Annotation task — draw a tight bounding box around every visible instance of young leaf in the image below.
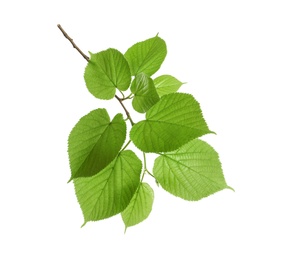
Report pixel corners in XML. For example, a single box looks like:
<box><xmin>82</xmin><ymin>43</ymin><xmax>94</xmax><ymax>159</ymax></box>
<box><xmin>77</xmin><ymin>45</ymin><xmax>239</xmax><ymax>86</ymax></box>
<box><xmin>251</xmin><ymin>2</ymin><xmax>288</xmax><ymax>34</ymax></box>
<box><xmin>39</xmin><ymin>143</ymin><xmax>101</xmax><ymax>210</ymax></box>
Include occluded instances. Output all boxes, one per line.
<box><xmin>124</xmin><ymin>35</ymin><xmax>167</xmax><ymax>76</ymax></box>
<box><xmin>68</xmin><ymin>109</ymin><xmax>126</xmax><ymax>180</ymax></box>
<box><xmin>74</xmin><ymin>150</ymin><xmax>142</xmax><ymax>225</ymax></box>
<box><xmin>131</xmin><ymin>73</ymin><xmax>160</xmax><ymax>113</ymax></box>
<box><xmin>130</xmin><ymin>93</ymin><xmax>213</xmax><ymax>152</ymax></box>
<box><xmin>153</xmin><ymin>139</ymin><xmax>230</xmax><ymax>201</ymax></box>
<box><xmin>154</xmin><ymin>75</ymin><xmax>184</xmax><ymax>97</ymax></box>
<box><xmin>84</xmin><ymin>48</ymin><xmax>131</xmax><ymax>100</ymax></box>
<box><xmin>121</xmin><ymin>182</ymin><xmax>154</xmax><ymax>230</ymax></box>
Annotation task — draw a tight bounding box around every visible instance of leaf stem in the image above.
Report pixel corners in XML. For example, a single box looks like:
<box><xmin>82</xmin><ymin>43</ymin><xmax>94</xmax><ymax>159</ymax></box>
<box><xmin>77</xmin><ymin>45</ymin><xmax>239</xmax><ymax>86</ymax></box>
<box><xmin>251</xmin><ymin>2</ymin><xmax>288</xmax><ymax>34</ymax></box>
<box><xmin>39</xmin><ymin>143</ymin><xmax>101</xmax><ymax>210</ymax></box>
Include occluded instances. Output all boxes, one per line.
<box><xmin>57</xmin><ymin>24</ymin><xmax>89</xmax><ymax>62</ymax></box>
<box><xmin>121</xmin><ymin>140</ymin><xmax>132</xmax><ymax>152</ymax></box>
<box><xmin>121</xmin><ymin>93</ymin><xmax>134</xmax><ymax>101</ymax></box>
<box><xmin>141</xmin><ymin>153</ymin><xmax>147</xmax><ymax>182</ymax></box>
<box><xmin>115</xmin><ymin>95</ymin><xmax>134</xmax><ymax>126</ymax></box>
<box><xmin>118</xmin><ymin>90</ymin><xmax>125</xmax><ymax>99</ymax></box>
<box><xmin>141</xmin><ymin>152</ymin><xmax>157</xmax><ymax>182</ymax></box>
<box><xmin>146</xmin><ymin>169</ymin><xmax>155</xmax><ymax>179</ymax></box>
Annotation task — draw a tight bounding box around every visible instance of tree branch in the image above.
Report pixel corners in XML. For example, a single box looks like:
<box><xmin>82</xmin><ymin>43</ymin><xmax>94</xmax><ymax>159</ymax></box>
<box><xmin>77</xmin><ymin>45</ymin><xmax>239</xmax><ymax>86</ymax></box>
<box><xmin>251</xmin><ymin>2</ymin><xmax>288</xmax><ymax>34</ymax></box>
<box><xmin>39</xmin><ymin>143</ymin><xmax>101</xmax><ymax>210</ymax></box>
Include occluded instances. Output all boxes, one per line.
<box><xmin>115</xmin><ymin>95</ymin><xmax>134</xmax><ymax>126</ymax></box>
<box><xmin>57</xmin><ymin>24</ymin><xmax>89</xmax><ymax>62</ymax></box>
<box><xmin>57</xmin><ymin>25</ymin><xmax>135</xmax><ymax>127</ymax></box>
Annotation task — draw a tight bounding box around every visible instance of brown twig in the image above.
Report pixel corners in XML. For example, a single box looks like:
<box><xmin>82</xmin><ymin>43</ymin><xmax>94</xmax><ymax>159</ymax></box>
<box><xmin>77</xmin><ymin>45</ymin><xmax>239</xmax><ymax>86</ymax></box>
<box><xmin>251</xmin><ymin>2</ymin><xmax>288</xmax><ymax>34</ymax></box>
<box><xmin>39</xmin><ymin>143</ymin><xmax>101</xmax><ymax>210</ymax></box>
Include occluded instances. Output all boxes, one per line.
<box><xmin>57</xmin><ymin>24</ymin><xmax>89</xmax><ymax>62</ymax></box>
<box><xmin>57</xmin><ymin>24</ymin><xmax>135</xmax><ymax>126</ymax></box>
<box><xmin>115</xmin><ymin>95</ymin><xmax>134</xmax><ymax>126</ymax></box>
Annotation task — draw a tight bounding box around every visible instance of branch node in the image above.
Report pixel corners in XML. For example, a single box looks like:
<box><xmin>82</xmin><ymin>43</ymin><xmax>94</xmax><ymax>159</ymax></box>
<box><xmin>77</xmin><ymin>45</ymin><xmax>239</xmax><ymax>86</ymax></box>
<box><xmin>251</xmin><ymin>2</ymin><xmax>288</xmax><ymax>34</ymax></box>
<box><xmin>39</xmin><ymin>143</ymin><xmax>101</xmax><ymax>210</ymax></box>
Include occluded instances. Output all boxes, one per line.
<box><xmin>115</xmin><ymin>95</ymin><xmax>134</xmax><ymax>126</ymax></box>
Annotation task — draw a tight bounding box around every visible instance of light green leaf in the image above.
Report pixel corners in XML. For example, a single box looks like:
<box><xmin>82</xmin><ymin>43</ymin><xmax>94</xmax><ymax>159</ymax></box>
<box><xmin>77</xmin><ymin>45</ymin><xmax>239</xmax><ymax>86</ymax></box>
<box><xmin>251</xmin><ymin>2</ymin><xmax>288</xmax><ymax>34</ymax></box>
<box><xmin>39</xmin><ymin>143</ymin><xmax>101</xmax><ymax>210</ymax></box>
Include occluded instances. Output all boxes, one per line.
<box><xmin>124</xmin><ymin>36</ymin><xmax>167</xmax><ymax>76</ymax></box>
<box><xmin>68</xmin><ymin>109</ymin><xmax>126</xmax><ymax>180</ymax></box>
<box><xmin>130</xmin><ymin>93</ymin><xmax>213</xmax><ymax>152</ymax></box>
<box><xmin>74</xmin><ymin>150</ymin><xmax>142</xmax><ymax>225</ymax></box>
<box><xmin>153</xmin><ymin>139</ymin><xmax>230</xmax><ymax>201</ymax></box>
<box><xmin>131</xmin><ymin>73</ymin><xmax>160</xmax><ymax>113</ymax></box>
<box><xmin>121</xmin><ymin>183</ymin><xmax>154</xmax><ymax>230</ymax></box>
<box><xmin>154</xmin><ymin>75</ymin><xmax>184</xmax><ymax>97</ymax></box>
<box><xmin>84</xmin><ymin>48</ymin><xmax>131</xmax><ymax>100</ymax></box>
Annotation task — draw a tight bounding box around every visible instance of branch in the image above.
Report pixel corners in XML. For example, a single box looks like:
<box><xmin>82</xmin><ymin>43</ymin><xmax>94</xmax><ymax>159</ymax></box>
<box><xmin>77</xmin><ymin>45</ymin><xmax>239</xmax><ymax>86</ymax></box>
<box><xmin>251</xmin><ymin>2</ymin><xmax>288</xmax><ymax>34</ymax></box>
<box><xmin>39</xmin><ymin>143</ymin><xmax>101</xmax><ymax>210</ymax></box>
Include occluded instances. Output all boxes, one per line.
<box><xmin>57</xmin><ymin>24</ymin><xmax>89</xmax><ymax>62</ymax></box>
<box><xmin>115</xmin><ymin>95</ymin><xmax>134</xmax><ymax>126</ymax></box>
<box><xmin>57</xmin><ymin>25</ymin><xmax>135</xmax><ymax>127</ymax></box>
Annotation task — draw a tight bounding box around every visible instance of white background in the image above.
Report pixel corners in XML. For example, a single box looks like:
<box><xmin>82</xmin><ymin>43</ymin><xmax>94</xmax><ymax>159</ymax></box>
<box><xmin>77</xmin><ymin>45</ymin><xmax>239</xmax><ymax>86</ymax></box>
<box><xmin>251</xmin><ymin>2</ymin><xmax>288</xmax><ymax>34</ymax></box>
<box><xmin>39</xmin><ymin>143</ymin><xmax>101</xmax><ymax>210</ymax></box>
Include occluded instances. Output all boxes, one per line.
<box><xmin>1</xmin><ymin>0</ymin><xmax>289</xmax><ymax>259</ymax></box>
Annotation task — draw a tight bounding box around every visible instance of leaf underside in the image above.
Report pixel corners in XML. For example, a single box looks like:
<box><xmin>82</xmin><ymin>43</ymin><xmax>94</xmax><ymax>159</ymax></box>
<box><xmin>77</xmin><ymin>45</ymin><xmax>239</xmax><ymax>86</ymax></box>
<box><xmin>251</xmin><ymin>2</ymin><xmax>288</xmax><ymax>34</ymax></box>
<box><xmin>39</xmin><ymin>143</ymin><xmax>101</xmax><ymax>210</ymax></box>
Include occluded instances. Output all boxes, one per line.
<box><xmin>68</xmin><ymin>109</ymin><xmax>126</xmax><ymax>180</ymax></box>
<box><xmin>153</xmin><ymin>139</ymin><xmax>229</xmax><ymax>201</ymax></box>
<box><xmin>130</xmin><ymin>93</ymin><xmax>213</xmax><ymax>153</ymax></box>
<box><xmin>121</xmin><ymin>182</ymin><xmax>154</xmax><ymax>229</ymax></box>
<box><xmin>74</xmin><ymin>150</ymin><xmax>142</xmax><ymax>225</ymax></box>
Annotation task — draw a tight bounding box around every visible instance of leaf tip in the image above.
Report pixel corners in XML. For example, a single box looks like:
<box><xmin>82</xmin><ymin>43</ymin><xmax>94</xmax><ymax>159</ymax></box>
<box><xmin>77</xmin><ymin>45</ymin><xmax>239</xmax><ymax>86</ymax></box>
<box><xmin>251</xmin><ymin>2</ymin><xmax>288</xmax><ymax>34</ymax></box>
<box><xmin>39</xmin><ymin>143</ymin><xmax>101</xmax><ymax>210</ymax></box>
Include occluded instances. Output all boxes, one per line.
<box><xmin>227</xmin><ymin>186</ymin><xmax>235</xmax><ymax>192</ymax></box>
<box><xmin>124</xmin><ymin>226</ymin><xmax>128</xmax><ymax>234</ymax></box>
<box><xmin>81</xmin><ymin>221</ymin><xmax>87</xmax><ymax>228</ymax></box>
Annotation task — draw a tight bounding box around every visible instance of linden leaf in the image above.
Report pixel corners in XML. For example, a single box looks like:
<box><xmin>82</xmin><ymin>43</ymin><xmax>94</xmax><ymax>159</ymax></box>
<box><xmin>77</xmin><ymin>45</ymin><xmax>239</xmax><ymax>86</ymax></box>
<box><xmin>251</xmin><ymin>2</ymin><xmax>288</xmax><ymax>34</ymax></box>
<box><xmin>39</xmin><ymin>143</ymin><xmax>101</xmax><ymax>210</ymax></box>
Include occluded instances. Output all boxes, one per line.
<box><xmin>124</xmin><ymin>35</ymin><xmax>167</xmax><ymax>76</ymax></box>
<box><xmin>131</xmin><ymin>73</ymin><xmax>160</xmax><ymax>113</ymax></box>
<box><xmin>153</xmin><ymin>139</ymin><xmax>231</xmax><ymax>201</ymax></box>
<box><xmin>74</xmin><ymin>150</ymin><xmax>142</xmax><ymax>225</ymax></box>
<box><xmin>68</xmin><ymin>109</ymin><xmax>126</xmax><ymax>180</ymax></box>
<box><xmin>154</xmin><ymin>75</ymin><xmax>184</xmax><ymax>97</ymax></box>
<box><xmin>121</xmin><ymin>182</ymin><xmax>154</xmax><ymax>230</ymax></box>
<box><xmin>130</xmin><ymin>93</ymin><xmax>213</xmax><ymax>152</ymax></box>
<box><xmin>84</xmin><ymin>48</ymin><xmax>131</xmax><ymax>100</ymax></box>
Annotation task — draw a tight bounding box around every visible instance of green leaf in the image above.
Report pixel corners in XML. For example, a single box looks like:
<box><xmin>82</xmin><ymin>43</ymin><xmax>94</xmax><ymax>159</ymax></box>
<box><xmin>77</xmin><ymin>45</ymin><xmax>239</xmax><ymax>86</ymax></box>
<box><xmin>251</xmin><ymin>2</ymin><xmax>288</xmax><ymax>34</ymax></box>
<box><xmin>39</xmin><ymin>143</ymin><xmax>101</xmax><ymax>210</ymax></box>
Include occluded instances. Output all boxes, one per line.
<box><xmin>154</xmin><ymin>75</ymin><xmax>184</xmax><ymax>97</ymax></box>
<box><xmin>68</xmin><ymin>109</ymin><xmax>126</xmax><ymax>180</ymax></box>
<box><xmin>130</xmin><ymin>93</ymin><xmax>213</xmax><ymax>152</ymax></box>
<box><xmin>74</xmin><ymin>150</ymin><xmax>142</xmax><ymax>225</ymax></box>
<box><xmin>130</xmin><ymin>73</ymin><xmax>160</xmax><ymax>113</ymax></box>
<box><xmin>121</xmin><ymin>182</ymin><xmax>154</xmax><ymax>230</ymax></box>
<box><xmin>124</xmin><ymin>35</ymin><xmax>167</xmax><ymax>76</ymax></box>
<box><xmin>153</xmin><ymin>139</ymin><xmax>230</xmax><ymax>201</ymax></box>
<box><xmin>84</xmin><ymin>48</ymin><xmax>131</xmax><ymax>100</ymax></box>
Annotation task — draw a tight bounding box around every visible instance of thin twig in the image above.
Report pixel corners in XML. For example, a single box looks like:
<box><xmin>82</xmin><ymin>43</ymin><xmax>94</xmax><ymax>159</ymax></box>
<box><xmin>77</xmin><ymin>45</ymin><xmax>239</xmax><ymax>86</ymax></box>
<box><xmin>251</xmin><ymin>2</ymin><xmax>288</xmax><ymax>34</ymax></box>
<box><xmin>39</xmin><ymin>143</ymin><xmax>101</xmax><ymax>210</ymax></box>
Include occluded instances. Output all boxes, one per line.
<box><xmin>115</xmin><ymin>95</ymin><xmax>134</xmax><ymax>126</ymax></box>
<box><xmin>57</xmin><ymin>25</ymin><xmax>135</xmax><ymax>126</ymax></box>
<box><xmin>57</xmin><ymin>24</ymin><xmax>89</xmax><ymax>62</ymax></box>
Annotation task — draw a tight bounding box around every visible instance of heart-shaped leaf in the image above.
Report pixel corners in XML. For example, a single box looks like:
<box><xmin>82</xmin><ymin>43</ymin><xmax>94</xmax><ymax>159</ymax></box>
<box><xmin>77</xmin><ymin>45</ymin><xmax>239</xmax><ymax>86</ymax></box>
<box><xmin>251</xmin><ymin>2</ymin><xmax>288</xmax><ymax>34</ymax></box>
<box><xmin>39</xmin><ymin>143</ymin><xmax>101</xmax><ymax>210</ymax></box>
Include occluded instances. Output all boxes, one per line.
<box><xmin>68</xmin><ymin>109</ymin><xmax>126</xmax><ymax>180</ymax></box>
<box><xmin>130</xmin><ymin>93</ymin><xmax>213</xmax><ymax>152</ymax></box>
<box><xmin>84</xmin><ymin>48</ymin><xmax>131</xmax><ymax>99</ymax></box>
<box><xmin>153</xmin><ymin>139</ymin><xmax>231</xmax><ymax>201</ymax></box>
<box><xmin>74</xmin><ymin>150</ymin><xmax>142</xmax><ymax>226</ymax></box>
<box><xmin>124</xmin><ymin>36</ymin><xmax>167</xmax><ymax>76</ymax></box>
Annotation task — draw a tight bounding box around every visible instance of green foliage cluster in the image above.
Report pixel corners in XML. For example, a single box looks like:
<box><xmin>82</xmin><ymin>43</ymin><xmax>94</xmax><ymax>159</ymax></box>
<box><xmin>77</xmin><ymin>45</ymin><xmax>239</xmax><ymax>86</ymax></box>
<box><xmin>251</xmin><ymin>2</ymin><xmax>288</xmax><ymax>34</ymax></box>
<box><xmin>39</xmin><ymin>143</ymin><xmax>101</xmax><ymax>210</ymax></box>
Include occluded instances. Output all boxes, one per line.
<box><xmin>67</xmin><ymin>35</ymin><xmax>232</xmax><ymax>230</ymax></box>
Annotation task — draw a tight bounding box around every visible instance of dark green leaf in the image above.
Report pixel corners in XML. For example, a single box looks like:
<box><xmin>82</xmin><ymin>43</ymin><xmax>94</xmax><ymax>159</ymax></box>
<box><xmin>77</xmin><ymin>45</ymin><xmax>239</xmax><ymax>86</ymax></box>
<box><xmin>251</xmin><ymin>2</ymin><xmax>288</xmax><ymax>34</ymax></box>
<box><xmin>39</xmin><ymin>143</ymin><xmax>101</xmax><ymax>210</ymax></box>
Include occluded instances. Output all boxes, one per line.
<box><xmin>68</xmin><ymin>109</ymin><xmax>126</xmax><ymax>180</ymax></box>
<box><xmin>130</xmin><ymin>93</ymin><xmax>213</xmax><ymax>152</ymax></box>
<box><xmin>84</xmin><ymin>48</ymin><xmax>131</xmax><ymax>100</ymax></box>
<box><xmin>131</xmin><ymin>73</ymin><xmax>160</xmax><ymax>113</ymax></box>
<box><xmin>74</xmin><ymin>150</ymin><xmax>142</xmax><ymax>225</ymax></box>
<box><xmin>124</xmin><ymin>36</ymin><xmax>167</xmax><ymax>76</ymax></box>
